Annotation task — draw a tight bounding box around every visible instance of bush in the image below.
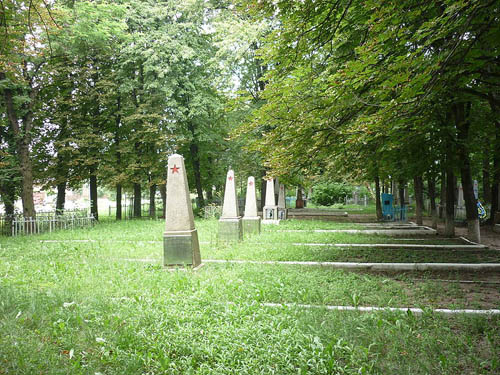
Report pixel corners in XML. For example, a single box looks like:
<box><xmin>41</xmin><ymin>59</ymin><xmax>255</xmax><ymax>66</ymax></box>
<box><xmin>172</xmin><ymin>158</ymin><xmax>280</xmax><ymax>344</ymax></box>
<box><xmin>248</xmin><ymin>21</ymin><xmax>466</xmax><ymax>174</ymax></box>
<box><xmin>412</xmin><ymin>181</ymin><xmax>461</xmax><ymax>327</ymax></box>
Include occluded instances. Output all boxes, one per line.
<box><xmin>311</xmin><ymin>182</ymin><xmax>354</xmax><ymax>206</ymax></box>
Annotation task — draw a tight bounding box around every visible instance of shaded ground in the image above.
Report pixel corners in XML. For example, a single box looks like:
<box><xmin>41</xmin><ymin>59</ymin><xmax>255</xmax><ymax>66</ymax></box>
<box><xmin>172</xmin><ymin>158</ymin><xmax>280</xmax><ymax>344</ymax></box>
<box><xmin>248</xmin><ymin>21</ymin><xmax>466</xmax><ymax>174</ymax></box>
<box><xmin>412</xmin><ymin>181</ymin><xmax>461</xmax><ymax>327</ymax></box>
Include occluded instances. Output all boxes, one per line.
<box><xmin>421</xmin><ymin>217</ymin><xmax>500</xmax><ymax>250</ymax></box>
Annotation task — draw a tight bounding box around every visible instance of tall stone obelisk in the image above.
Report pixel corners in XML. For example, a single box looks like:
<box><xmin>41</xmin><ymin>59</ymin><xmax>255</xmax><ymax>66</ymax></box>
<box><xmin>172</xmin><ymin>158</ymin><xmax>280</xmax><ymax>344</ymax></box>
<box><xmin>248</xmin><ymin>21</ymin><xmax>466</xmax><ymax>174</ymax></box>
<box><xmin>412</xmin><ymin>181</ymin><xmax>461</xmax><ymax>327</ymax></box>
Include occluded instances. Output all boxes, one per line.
<box><xmin>277</xmin><ymin>183</ymin><xmax>287</xmax><ymax>220</ymax></box>
<box><xmin>218</xmin><ymin>169</ymin><xmax>242</xmax><ymax>241</ymax></box>
<box><xmin>163</xmin><ymin>154</ymin><xmax>201</xmax><ymax>267</ymax></box>
<box><xmin>242</xmin><ymin>176</ymin><xmax>261</xmax><ymax>235</ymax></box>
<box><xmin>262</xmin><ymin>178</ymin><xmax>279</xmax><ymax>224</ymax></box>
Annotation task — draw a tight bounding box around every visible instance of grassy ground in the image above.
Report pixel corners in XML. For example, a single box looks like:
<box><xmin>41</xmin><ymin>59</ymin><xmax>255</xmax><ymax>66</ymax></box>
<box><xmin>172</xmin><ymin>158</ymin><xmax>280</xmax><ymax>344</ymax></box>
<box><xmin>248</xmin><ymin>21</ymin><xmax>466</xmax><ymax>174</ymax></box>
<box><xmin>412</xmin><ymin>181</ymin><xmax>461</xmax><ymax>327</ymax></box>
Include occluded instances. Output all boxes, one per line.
<box><xmin>1</xmin><ymin>218</ymin><xmax>499</xmax><ymax>374</ymax></box>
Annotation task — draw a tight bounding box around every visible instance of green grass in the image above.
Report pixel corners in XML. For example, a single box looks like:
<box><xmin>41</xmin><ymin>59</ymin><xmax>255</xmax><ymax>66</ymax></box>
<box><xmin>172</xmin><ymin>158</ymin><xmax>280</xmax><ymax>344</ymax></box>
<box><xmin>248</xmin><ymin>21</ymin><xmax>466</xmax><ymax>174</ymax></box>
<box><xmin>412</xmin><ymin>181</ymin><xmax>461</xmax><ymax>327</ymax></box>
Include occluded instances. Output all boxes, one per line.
<box><xmin>1</xmin><ymin>218</ymin><xmax>499</xmax><ymax>374</ymax></box>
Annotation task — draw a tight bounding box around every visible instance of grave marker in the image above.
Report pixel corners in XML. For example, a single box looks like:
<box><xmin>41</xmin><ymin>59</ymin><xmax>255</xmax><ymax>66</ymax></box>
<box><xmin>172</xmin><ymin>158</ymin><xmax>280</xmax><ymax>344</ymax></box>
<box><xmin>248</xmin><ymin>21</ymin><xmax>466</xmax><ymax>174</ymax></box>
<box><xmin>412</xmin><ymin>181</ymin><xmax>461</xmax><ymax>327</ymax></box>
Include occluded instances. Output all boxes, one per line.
<box><xmin>163</xmin><ymin>154</ymin><xmax>201</xmax><ymax>267</ymax></box>
<box><xmin>218</xmin><ymin>169</ymin><xmax>242</xmax><ymax>241</ymax></box>
<box><xmin>263</xmin><ymin>178</ymin><xmax>279</xmax><ymax>224</ymax></box>
<box><xmin>242</xmin><ymin>176</ymin><xmax>261</xmax><ymax>235</ymax></box>
<box><xmin>277</xmin><ymin>183</ymin><xmax>287</xmax><ymax>220</ymax></box>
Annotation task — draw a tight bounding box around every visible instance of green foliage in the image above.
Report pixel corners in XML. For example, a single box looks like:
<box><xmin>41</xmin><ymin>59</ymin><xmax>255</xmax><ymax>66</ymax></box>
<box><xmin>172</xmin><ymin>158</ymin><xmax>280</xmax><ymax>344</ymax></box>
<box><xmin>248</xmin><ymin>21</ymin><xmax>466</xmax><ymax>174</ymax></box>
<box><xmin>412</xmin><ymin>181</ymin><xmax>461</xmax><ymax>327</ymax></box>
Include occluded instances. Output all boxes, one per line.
<box><xmin>234</xmin><ymin>0</ymin><xmax>500</xmax><ymax>189</ymax></box>
<box><xmin>311</xmin><ymin>182</ymin><xmax>353</xmax><ymax>206</ymax></box>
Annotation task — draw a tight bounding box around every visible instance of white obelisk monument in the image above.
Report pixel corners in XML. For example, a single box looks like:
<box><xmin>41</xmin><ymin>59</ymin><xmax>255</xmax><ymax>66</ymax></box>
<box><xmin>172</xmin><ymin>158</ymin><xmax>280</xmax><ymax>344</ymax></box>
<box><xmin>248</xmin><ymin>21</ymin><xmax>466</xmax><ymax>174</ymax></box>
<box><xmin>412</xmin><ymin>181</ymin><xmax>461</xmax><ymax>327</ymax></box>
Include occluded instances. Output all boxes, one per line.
<box><xmin>242</xmin><ymin>176</ymin><xmax>261</xmax><ymax>235</ymax></box>
<box><xmin>218</xmin><ymin>169</ymin><xmax>242</xmax><ymax>241</ymax></box>
<box><xmin>163</xmin><ymin>154</ymin><xmax>201</xmax><ymax>267</ymax></box>
<box><xmin>262</xmin><ymin>178</ymin><xmax>279</xmax><ymax>224</ymax></box>
<box><xmin>277</xmin><ymin>183</ymin><xmax>287</xmax><ymax>220</ymax></box>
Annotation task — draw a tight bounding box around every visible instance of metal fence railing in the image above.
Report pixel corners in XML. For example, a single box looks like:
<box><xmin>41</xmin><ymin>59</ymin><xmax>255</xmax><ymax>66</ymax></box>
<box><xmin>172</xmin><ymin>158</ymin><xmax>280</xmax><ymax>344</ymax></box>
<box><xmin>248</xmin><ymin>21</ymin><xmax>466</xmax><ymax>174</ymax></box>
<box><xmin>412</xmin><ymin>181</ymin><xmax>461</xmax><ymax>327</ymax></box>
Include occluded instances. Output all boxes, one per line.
<box><xmin>1</xmin><ymin>209</ymin><xmax>90</xmax><ymax>236</ymax></box>
<box><xmin>11</xmin><ymin>214</ymin><xmax>95</xmax><ymax>236</ymax></box>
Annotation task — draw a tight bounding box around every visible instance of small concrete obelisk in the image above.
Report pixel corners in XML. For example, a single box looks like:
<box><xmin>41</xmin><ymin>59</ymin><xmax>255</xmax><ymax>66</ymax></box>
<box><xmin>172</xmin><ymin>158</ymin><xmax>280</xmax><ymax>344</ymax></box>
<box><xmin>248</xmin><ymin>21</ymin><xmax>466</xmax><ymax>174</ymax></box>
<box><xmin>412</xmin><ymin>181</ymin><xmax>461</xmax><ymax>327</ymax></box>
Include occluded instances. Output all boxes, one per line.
<box><xmin>277</xmin><ymin>183</ymin><xmax>287</xmax><ymax>220</ymax></box>
<box><xmin>242</xmin><ymin>176</ymin><xmax>261</xmax><ymax>235</ymax></box>
<box><xmin>262</xmin><ymin>178</ymin><xmax>279</xmax><ymax>224</ymax></box>
<box><xmin>218</xmin><ymin>169</ymin><xmax>242</xmax><ymax>241</ymax></box>
<box><xmin>163</xmin><ymin>154</ymin><xmax>201</xmax><ymax>267</ymax></box>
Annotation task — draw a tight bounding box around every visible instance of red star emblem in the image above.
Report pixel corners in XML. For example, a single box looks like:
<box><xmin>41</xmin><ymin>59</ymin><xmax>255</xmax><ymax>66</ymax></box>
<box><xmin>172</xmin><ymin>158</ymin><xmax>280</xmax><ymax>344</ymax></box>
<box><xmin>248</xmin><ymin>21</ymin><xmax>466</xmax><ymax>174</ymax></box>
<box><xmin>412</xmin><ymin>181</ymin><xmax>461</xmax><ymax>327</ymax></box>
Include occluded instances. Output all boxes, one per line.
<box><xmin>228</xmin><ymin>176</ymin><xmax>233</xmax><ymax>181</ymax></box>
<box><xmin>171</xmin><ymin>164</ymin><xmax>180</xmax><ymax>174</ymax></box>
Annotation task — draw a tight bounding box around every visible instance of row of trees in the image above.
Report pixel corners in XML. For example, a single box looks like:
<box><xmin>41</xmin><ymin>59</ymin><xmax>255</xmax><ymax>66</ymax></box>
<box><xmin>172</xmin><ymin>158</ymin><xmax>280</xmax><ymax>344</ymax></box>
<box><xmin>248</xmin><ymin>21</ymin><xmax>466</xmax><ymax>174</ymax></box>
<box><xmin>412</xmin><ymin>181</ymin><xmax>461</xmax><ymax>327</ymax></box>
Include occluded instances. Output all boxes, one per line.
<box><xmin>1</xmin><ymin>0</ymin><xmax>270</xmax><ymax>223</ymax></box>
<box><xmin>234</xmin><ymin>0</ymin><xmax>500</xmax><ymax>241</ymax></box>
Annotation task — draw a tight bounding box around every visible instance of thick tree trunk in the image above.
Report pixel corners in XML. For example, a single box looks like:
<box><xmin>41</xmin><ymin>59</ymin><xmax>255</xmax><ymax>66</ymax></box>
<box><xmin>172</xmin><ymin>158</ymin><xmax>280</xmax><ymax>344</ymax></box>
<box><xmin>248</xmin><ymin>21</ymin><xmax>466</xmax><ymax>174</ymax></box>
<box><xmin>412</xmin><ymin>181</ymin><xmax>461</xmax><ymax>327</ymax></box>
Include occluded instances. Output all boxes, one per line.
<box><xmin>90</xmin><ymin>171</ymin><xmax>98</xmax><ymax>221</ymax></box>
<box><xmin>1</xmin><ymin>72</ymin><xmax>36</xmax><ymax>219</ymax></box>
<box><xmin>374</xmin><ymin>176</ymin><xmax>382</xmax><ymax>221</ymax></box>
<box><xmin>0</xmin><ymin>181</ymin><xmax>16</xmax><ymax>235</ymax></box>
<box><xmin>454</xmin><ymin>102</ymin><xmax>480</xmax><ymax>242</ymax></box>
<box><xmin>133</xmin><ymin>183</ymin><xmax>142</xmax><ymax>218</ymax></box>
<box><xmin>149</xmin><ymin>184</ymin><xmax>157</xmax><ymax>219</ymax></box>
<box><xmin>445</xmin><ymin>165</ymin><xmax>455</xmax><ymax>237</ymax></box>
<box><xmin>489</xmin><ymin>114</ymin><xmax>500</xmax><ymax>224</ymax></box>
<box><xmin>413</xmin><ymin>176</ymin><xmax>424</xmax><ymax>225</ymax></box>
<box><xmin>427</xmin><ymin>175</ymin><xmax>438</xmax><ymax>229</ymax></box>
<box><xmin>56</xmin><ymin>181</ymin><xmax>66</xmax><ymax>215</ymax></box>
<box><xmin>439</xmin><ymin>169</ymin><xmax>446</xmax><ymax>219</ymax></box>
<box><xmin>160</xmin><ymin>183</ymin><xmax>166</xmax><ymax>218</ymax></box>
<box><xmin>18</xmin><ymin>141</ymin><xmax>36</xmax><ymax>219</ymax></box>
<box><xmin>116</xmin><ymin>184</ymin><xmax>122</xmax><ymax>220</ymax></box>
<box><xmin>398</xmin><ymin>182</ymin><xmax>405</xmax><ymax>208</ymax></box>
<box><xmin>482</xmin><ymin>150</ymin><xmax>491</xmax><ymax>204</ymax></box>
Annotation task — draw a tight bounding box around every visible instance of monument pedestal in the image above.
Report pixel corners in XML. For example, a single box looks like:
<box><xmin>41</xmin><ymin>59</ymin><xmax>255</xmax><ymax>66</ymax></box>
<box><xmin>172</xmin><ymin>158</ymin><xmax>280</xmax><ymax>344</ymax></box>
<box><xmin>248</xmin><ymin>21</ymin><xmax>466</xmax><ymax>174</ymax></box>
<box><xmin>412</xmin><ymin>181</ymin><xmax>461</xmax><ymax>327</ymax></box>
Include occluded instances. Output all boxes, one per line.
<box><xmin>218</xmin><ymin>217</ymin><xmax>242</xmax><ymax>242</ymax></box>
<box><xmin>242</xmin><ymin>216</ymin><xmax>261</xmax><ymax>235</ymax></box>
<box><xmin>163</xmin><ymin>229</ymin><xmax>201</xmax><ymax>267</ymax></box>
<box><xmin>262</xmin><ymin>205</ymin><xmax>279</xmax><ymax>224</ymax></box>
<box><xmin>277</xmin><ymin>207</ymin><xmax>288</xmax><ymax>220</ymax></box>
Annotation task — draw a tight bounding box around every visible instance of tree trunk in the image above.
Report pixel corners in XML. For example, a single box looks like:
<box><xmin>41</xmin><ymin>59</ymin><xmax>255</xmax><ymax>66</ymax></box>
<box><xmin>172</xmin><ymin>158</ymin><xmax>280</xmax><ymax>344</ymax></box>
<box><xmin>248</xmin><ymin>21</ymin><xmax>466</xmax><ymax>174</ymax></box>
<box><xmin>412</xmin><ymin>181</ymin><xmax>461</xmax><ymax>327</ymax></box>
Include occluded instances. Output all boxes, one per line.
<box><xmin>489</xmin><ymin>106</ymin><xmax>500</xmax><ymax>224</ymax></box>
<box><xmin>160</xmin><ymin>183</ymin><xmax>166</xmax><ymax>218</ymax></box>
<box><xmin>115</xmin><ymin>98</ymin><xmax>122</xmax><ymax>221</ymax></box>
<box><xmin>206</xmin><ymin>187</ymin><xmax>213</xmax><ymax>202</ymax></box>
<box><xmin>56</xmin><ymin>181</ymin><xmax>66</xmax><ymax>215</ymax></box>
<box><xmin>0</xmin><ymin>181</ymin><xmax>16</xmax><ymax>235</ymax></box>
<box><xmin>133</xmin><ymin>183</ymin><xmax>142</xmax><ymax>218</ymax></box>
<box><xmin>445</xmin><ymin>166</ymin><xmax>455</xmax><ymax>237</ymax></box>
<box><xmin>374</xmin><ymin>176</ymin><xmax>382</xmax><ymax>221</ymax></box>
<box><xmin>413</xmin><ymin>176</ymin><xmax>424</xmax><ymax>225</ymax></box>
<box><xmin>482</xmin><ymin>149</ymin><xmax>491</xmax><ymax>204</ymax></box>
<box><xmin>90</xmin><ymin>171</ymin><xmax>98</xmax><ymax>221</ymax></box>
<box><xmin>1</xmin><ymin>72</ymin><xmax>36</xmax><ymax>219</ymax></box>
<box><xmin>149</xmin><ymin>183</ymin><xmax>157</xmax><ymax>219</ymax></box>
<box><xmin>116</xmin><ymin>184</ymin><xmax>122</xmax><ymax>220</ymax></box>
<box><xmin>454</xmin><ymin>102</ymin><xmax>480</xmax><ymax>242</ymax></box>
<box><xmin>427</xmin><ymin>175</ymin><xmax>438</xmax><ymax>229</ymax></box>
<box><xmin>439</xmin><ymin>169</ymin><xmax>446</xmax><ymax>219</ymax></box>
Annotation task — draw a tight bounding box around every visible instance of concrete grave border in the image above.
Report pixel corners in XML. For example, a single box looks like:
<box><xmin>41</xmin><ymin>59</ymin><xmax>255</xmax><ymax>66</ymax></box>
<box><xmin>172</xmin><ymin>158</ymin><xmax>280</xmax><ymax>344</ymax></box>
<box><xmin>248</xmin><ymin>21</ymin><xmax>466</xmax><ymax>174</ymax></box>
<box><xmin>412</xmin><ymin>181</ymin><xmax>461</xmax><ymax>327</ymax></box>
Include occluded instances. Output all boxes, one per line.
<box><xmin>258</xmin><ymin>302</ymin><xmax>500</xmax><ymax>316</ymax></box>
<box><xmin>279</xmin><ymin>227</ymin><xmax>437</xmax><ymax>235</ymax></box>
<box><xmin>203</xmin><ymin>259</ymin><xmax>500</xmax><ymax>271</ymax></box>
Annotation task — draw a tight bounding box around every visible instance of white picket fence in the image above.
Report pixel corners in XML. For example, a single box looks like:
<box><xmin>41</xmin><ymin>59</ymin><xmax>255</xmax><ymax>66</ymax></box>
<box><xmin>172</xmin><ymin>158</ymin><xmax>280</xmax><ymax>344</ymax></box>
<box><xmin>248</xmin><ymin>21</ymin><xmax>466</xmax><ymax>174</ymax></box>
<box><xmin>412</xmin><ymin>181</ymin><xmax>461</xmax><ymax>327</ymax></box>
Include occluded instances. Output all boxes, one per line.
<box><xmin>11</xmin><ymin>215</ymin><xmax>96</xmax><ymax>236</ymax></box>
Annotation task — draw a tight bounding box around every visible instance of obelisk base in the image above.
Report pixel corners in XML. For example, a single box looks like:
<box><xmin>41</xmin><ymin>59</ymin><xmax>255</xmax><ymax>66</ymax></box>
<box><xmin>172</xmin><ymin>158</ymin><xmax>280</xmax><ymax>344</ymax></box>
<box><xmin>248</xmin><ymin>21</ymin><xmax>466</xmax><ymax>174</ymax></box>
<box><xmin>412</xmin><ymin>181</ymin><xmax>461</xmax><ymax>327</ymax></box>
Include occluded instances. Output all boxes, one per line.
<box><xmin>163</xmin><ymin>229</ymin><xmax>201</xmax><ymax>267</ymax></box>
<box><xmin>242</xmin><ymin>216</ymin><xmax>261</xmax><ymax>235</ymax></box>
<box><xmin>262</xmin><ymin>205</ymin><xmax>279</xmax><ymax>225</ymax></box>
<box><xmin>277</xmin><ymin>208</ymin><xmax>288</xmax><ymax>220</ymax></box>
<box><xmin>218</xmin><ymin>217</ymin><xmax>242</xmax><ymax>242</ymax></box>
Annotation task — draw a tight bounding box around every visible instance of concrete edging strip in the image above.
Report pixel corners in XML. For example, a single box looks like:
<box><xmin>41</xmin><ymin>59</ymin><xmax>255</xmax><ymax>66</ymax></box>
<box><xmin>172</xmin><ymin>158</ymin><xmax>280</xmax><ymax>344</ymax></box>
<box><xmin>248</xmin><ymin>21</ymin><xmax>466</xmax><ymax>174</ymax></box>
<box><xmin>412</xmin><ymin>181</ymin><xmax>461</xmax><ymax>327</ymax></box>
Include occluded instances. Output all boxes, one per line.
<box><xmin>260</xmin><ymin>302</ymin><xmax>500</xmax><ymax>315</ymax></box>
<box><xmin>204</xmin><ymin>259</ymin><xmax>500</xmax><ymax>271</ymax></box>
<box><xmin>291</xmin><ymin>243</ymin><xmax>488</xmax><ymax>250</ymax></box>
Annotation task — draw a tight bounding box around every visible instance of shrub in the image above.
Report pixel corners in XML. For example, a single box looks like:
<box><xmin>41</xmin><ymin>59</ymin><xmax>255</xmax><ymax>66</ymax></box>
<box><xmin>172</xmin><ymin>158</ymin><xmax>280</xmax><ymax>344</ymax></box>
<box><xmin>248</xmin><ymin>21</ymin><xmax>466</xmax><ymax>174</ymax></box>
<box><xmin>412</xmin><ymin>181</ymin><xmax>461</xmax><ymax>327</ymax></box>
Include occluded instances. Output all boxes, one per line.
<box><xmin>311</xmin><ymin>182</ymin><xmax>354</xmax><ymax>206</ymax></box>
